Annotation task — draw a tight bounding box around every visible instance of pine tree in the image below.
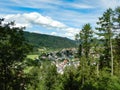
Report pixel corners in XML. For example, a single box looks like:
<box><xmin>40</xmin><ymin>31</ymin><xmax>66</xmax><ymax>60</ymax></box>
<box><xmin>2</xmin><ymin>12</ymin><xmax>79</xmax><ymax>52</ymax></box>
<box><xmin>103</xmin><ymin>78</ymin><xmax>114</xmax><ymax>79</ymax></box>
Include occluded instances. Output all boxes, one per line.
<box><xmin>79</xmin><ymin>23</ymin><xmax>93</xmax><ymax>65</ymax></box>
<box><xmin>76</xmin><ymin>23</ymin><xmax>93</xmax><ymax>86</ymax></box>
<box><xmin>113</xmin><ymin>7</ymin><xmax>120</xmax><ymax>76</ymax></box>
<box><xmin>96</xmin><ymin>9</ymin><xmax>114</xmax><ymax>75</ymax></box>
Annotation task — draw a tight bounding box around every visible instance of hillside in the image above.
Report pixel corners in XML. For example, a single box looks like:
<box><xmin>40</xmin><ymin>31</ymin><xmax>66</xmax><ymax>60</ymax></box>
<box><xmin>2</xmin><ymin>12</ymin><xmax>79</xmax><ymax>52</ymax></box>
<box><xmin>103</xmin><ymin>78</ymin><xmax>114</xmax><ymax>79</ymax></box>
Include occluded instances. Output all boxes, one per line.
<box><xmin>24</xmin><ymin>31</ymin><xmax>76</xmax><ymax>49</ymax></box>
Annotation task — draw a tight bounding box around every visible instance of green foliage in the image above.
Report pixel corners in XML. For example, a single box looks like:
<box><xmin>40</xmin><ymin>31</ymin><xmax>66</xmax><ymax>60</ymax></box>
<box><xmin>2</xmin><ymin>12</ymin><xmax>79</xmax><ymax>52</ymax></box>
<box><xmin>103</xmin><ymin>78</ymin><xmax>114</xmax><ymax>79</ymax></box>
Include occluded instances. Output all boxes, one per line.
<box><xmin>62</xmin><ymin>66</ymin><xmax>80</xmax><ymax>90</ymax></box>
<box><xmin>113</xmin><ymin>7</ymin><xmax>120</xmax><ymax>76</ymax></box>
<box><xmin>96</xmin><ymin>8</ymin><xmax>113</xmax><ymax>69</ymax></box>
<box><xmin>114</xmin><ymin>34</ymin><xmax>120</xmax><ymax>76</ymax></box>
<box><xmin>113</xmin><ymin>7</ymin><xmax>120</xmax><ymax>25</ymax></box>
<box><xmin>27</xmin><ymin>54</ymin><xmax>38</xmax><ymax>60</ymax></box>
<box><xmin>24</xmin><ymin>31</ymin><xmax>76</xmax><ymax>50</ymax></box>
<box><xmin>77</xmin><ymin>24</ymin><xmax>93</xmax><ymax>65</ymax></box>
<box><xmin>26</xmin><ymin>61</ymin><xmax>58</xmax><ymax>90</ymax></box>
<box><xmin>0</xmin><ymin>18</ymin><xmax>31</xmax><ymax>90</ymax></box>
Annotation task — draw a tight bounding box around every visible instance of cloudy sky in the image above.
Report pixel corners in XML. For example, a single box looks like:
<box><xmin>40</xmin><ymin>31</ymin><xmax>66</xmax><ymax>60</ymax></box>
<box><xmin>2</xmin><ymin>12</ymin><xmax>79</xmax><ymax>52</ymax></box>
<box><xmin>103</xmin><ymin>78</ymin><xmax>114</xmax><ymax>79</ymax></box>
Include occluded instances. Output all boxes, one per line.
<box><xmin>0</xmin><ymin>0</ymin><xmax>120</xmax><ymax>39</ymax></box>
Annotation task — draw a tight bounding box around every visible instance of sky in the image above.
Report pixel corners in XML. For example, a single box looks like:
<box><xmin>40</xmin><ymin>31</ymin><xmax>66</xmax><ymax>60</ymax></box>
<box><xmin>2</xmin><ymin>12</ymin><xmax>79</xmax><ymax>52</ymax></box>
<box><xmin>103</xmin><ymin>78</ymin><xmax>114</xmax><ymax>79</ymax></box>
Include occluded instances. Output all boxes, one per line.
<box><xmin>0</xmin><ymin>0</ymin><xmax>120</xmax><ymax>39</ymax></box>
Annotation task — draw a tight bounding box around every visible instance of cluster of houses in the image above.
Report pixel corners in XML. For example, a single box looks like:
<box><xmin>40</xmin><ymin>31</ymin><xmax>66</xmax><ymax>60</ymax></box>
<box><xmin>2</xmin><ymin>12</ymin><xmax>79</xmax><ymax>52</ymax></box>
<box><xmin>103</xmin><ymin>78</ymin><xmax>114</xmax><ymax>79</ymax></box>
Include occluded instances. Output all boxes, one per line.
<box><xmin>39</xmin><ymin>48</ymin><xmax>76</xmax><ymax>61</ymax></box>
<box><xmin>55</xmin><ymin>59</ymin><xmax>80</xmax><ymax>74</ymax></box>
<box><xmin>34</xmin><ymin>47</ymin><xmax>100</xmax><ymax>74</ymax></box>
<box><xmin>37</xmin><ymin>48</ymin><xmax>80</xmax><ymax>74</ymax></box>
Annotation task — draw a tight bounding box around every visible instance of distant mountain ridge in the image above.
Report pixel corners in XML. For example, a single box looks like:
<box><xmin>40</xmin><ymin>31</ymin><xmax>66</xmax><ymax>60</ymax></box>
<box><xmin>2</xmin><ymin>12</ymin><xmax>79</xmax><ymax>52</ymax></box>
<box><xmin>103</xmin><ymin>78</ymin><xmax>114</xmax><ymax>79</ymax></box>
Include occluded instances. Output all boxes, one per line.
<box><xmin>24</xmin><ymin>31</ymin><xmax>76</xmax><ymax>49</ymax></box>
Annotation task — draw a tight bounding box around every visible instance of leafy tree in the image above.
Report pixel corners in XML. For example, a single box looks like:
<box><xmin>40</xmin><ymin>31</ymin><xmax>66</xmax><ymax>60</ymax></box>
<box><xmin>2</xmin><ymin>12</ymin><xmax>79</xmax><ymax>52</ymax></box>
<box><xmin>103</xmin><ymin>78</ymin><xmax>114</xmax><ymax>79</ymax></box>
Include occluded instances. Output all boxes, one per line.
<box><xmin>0</xmin><ymin>18</ymin><xmax>31</xmax><ymax>90</ymax></box>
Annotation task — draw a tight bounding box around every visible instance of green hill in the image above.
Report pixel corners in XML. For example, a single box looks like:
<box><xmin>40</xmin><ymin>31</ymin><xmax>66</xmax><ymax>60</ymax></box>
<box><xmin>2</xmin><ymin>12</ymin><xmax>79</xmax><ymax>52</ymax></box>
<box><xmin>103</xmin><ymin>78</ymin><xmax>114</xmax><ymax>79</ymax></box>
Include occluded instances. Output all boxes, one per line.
<box><xmin>24</xmin><ymin>31</ymin><xmax>76</xmax><ymax>49</ymax></box>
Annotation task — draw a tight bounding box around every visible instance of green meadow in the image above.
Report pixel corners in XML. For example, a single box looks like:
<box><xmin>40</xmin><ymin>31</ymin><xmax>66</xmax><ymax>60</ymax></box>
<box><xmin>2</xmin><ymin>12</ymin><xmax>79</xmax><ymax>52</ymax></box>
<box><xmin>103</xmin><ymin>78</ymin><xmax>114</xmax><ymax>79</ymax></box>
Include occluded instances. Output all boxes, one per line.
<box><xmin>27</xmin><ymin>55</ymin><xmax>39</xmax><ymax>60</ymax></box>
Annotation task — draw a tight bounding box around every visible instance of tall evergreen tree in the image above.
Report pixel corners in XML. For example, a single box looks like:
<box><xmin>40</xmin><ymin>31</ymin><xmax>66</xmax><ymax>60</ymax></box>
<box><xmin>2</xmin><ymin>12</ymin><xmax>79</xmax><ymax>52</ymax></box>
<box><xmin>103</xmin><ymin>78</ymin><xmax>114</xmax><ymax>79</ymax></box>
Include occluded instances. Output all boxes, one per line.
<box><xmin>76</xmin><ymin>23</ymin><xmax>93</xmax><ymax>85</ymax></box>
<box><xmin>113</xmin><ymin>7</ymin><xmax>120</xmax><ymax>76</ymax></box>
<box><xmin>79</xmin><ymin>23</ymin><xmax>93</xmax><ymax>65</ymax></box>
<box><xmin>96</xmin><ymin>9</ymin><xmax>114</xmax><ymax>73</ymax></box>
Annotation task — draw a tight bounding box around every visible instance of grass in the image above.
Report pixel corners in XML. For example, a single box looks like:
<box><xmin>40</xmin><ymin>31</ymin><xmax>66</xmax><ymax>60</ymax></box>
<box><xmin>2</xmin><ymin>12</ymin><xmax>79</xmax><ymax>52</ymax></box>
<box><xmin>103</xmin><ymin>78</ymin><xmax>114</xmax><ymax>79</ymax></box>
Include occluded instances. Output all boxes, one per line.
<box><xmin>24</xmin><ymin>66</ymin><xmax>34</xmax><ymax>73</ymax></box>
<box><xmin>27</xmin><ymin>54</ymin><xmax>39</xmax><ymax>60</ymax></box>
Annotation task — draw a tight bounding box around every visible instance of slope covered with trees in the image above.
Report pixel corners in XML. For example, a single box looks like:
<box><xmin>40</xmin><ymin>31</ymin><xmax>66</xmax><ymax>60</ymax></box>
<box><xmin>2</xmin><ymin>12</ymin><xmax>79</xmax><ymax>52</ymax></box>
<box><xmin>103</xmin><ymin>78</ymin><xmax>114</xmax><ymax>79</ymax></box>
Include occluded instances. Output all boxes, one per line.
<box><xmin>24</xmin><ymin>31</ymin><xmax>76</xmax><ymax>49</ymax></box>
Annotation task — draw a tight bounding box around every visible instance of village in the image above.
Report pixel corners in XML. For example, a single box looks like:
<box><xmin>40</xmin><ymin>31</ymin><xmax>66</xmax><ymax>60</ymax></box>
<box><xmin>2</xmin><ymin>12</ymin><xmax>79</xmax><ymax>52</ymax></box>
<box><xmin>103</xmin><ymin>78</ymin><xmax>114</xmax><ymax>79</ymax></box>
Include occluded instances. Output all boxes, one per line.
<box><xmin>34</xmin><ymin>48</ymin><xmax>80</xmax><ymax>74</ymax></box>
<box><xmin>33</xmin><ymin>47</ymin><xmax>100</xmax><ymax>74</ymax></box>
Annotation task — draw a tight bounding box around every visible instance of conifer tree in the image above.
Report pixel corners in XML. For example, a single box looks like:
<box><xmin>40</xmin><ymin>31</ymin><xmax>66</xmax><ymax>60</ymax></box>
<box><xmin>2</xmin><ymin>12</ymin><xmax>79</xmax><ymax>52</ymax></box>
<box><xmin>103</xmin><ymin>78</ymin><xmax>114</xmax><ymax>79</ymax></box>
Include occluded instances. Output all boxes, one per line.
<box><xmin>79</xmin><ymin>23</ymin><xmax>93</xmax><ymax>65</ymax></box>
<box><xmin>76</xmin><ymin>23</ymin><xmax>93</xmax><ymax>85</ymax></box>
<box><xmin>96</xmin><ymin>9</ymin><xmax>114</xmax><ymax>75</ymax></box>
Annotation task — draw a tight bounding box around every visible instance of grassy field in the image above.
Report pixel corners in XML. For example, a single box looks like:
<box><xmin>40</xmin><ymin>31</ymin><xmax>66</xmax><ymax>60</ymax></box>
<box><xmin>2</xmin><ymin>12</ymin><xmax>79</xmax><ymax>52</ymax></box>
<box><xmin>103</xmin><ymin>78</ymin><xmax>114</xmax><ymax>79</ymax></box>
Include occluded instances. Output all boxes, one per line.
<box><xmin>27</xmin><ymin>54</ymin><xmax>39</xmax><ymax>60</ymax></box>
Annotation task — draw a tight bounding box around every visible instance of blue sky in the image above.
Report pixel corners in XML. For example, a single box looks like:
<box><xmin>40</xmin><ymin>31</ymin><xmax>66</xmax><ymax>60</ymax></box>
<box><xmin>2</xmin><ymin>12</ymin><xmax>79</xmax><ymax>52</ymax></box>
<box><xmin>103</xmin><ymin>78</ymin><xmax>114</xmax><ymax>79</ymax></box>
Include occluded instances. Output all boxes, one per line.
<box><xmin>0</xmin><ymin>0</ymin><xmax>120</xmax><ymax>39</ymax></box>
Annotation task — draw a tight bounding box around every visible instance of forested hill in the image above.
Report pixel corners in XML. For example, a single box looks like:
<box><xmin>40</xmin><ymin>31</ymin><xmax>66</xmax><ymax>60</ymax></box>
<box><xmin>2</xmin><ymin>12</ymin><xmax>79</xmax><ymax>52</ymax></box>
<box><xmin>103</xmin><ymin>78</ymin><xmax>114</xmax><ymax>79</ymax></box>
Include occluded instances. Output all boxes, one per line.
<box><xmin>24</xmin><ymin>31</ymin><xmax>76</xmax><ymax>49</ymax></box>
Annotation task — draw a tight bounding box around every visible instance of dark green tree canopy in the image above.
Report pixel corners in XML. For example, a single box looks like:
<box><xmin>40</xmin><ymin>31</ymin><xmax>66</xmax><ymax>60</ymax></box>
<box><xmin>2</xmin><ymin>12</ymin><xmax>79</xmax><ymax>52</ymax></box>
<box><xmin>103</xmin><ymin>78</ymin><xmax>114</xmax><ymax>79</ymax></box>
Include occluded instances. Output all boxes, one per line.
<box><xmin>79</xmin><ymin>23</ymin><xmax>93</xmax><ymax>58</ymax></box>
<box><xmin>0</xmin><ymin>18</ymin><xmax>31</xmax><ymax>90</ymax></box>
<box><xmin>0</xmin><ymin>18</ymin><xmax>31</xmax><ymax>64</ymax></box>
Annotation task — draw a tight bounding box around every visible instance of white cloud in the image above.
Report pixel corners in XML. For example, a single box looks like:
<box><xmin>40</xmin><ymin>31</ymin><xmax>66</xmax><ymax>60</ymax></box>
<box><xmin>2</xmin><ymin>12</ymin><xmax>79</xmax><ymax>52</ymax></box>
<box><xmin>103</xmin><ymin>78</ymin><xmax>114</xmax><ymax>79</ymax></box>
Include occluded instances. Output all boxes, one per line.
<box><xmin>23</xmin><ymin>12</ymin><xmax>67</xmax><ymax>29</ymax></box>
<box><xmin>22</xmin><ymin>12</ymin><xmax>81</xmax><ymax>39</ymax></box>
<box><xmin>63</xmin><ymin>28</ymin><xmax>80</xmax><ymax>39</ymax></box>
<box><xmin>2</xmin><ymin>12</ymin><xmax>81</xmax><ymax>39</ymax></box>
<box><xmin>4</xmin><ymin>14</ymin><xmax>31</xmax><ymax>27</ymax></box>
<box><xmin>100</xmin><ymin>0</ymin><xmax>120</xmax><ymax>9</ymax></box>
<box><xmin>31</xmin><ymin>30</ymin><xmax>41</xmax><ymax>34</ymax></box>
<box><xmin>65</xmin><ymin>28</ymin><xmax>79</xmax><ymax>35</ymax></box>
<box><xmin>51</xmin><ymin>32</ymin><xmax>57</xmax><ymax>35</ymax></box>
<box><xmin>1</xmin><ymin>0</ymin><xmax>120</xmax><ymax>15</ymax></box>
<box><xmin>10</xmin><ymin>0</ymin><xmax>94</xmax><ymax>9</ymax></box>
<box><xmin>69</xmin><ymin>3</ymin><xmax>94</xmax><ymax>9</ymax></box>
<box><xmin>10</xmin><ymin>0</ymin><xmax>60</xmax><ymax>10</ymax></box>
<box><xmin>47</xmin><ymin>9</ymin><xmax>99</xmax><ymax>29</ymax></box>
<box><xmin>81</xmin><ymin>0</ymin><xmax>120</xmax><ymax>9</ymax></box>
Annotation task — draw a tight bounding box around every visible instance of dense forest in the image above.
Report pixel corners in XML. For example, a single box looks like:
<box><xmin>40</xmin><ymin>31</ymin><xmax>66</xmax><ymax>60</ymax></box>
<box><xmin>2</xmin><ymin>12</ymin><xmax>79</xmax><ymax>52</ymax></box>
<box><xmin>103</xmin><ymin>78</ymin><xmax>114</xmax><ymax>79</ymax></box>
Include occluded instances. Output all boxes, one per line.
<box><xmin>24</xmin><ymin>31</ymin><xmax>76</xmax><ymax>49</ymax></box>
<box><xmin>0</xmin><ymin>7</ymin><xmax>120</xmax><ymax>90</ymax></box>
